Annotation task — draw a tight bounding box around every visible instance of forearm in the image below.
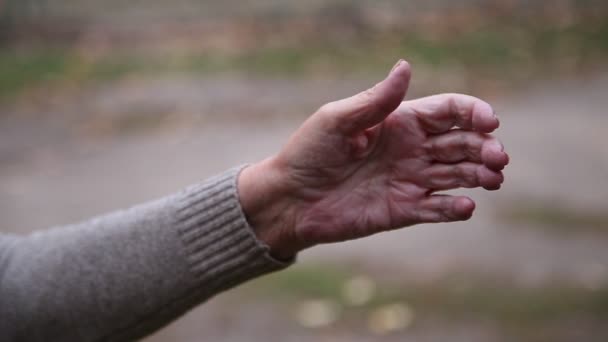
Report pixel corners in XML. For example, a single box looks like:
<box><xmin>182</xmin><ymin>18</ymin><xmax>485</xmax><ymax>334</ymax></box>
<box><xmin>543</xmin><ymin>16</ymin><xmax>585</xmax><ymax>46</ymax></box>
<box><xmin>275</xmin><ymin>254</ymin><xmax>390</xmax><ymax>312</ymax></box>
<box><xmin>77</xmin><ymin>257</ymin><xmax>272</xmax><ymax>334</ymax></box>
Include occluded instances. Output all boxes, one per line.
<box><xmin>0</xmin><ymin>167</ymin><xmax>291</xmax><ymax>342</ymax></box>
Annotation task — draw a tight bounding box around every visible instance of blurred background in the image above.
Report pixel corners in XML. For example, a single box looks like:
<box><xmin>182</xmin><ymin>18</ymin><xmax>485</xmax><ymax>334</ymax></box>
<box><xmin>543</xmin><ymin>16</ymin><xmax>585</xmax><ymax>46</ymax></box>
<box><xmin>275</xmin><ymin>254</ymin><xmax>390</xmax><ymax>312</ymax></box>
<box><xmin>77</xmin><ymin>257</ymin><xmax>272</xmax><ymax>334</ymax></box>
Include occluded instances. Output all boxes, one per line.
<box><xmin>1</xmin><ymin>0</ymin><xmax>608</xmax><ymax>341</ymax></box>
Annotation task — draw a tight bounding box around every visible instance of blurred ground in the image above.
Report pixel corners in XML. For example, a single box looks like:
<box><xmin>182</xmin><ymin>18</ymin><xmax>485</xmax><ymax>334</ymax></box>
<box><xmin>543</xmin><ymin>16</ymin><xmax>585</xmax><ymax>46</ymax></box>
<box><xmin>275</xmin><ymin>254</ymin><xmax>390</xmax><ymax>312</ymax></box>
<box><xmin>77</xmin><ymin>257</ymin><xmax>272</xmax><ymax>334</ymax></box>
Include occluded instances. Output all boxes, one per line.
<box><xmin>1</xmin><ymin>71</ymin><xmax>607</xmax><ymax>341</ymax></box>
<box><xmin>1</xmin><ymin>1</ymin><xmax>608</xmax><ymax>341</ymax></box>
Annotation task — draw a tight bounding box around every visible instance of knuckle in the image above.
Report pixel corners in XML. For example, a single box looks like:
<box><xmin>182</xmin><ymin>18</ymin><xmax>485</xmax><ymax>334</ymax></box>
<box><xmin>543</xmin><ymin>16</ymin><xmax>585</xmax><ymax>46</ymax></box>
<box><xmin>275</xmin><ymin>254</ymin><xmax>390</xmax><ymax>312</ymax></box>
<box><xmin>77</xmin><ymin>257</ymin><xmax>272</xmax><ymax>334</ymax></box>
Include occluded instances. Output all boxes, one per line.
<box><xmin>360</xmin><ymin>86</ymin><xmax>381</xmax><ymax>111</ymax></box>
<box><xmin>458</xmin><ymin>165</ymin><xmax>478</xmax><ymax>186</ymax></box>
<box><xmin>439</xmin><ymin>211</ymin><xmax>452</xmax><ymax>222</ymax></box>
<box><xmin>422</xmin><ymin>139</ymin><xmax>437</xmax><ymax>157</ymax></box>
<box><xmin>440</xmin><ymin>195</ymin><xmax>451</xmax><ymax>211</ymax></box>
<box><xmin>445</xmin><ymin>94</ymin><xmax>472</xmax><ymax>124</ymax></box>
<box><xmin>458</xmin><ymin>132</ymin><xmax>469</xmax><ymax>152</ymax></box>
<box><xmin>317</xmin><ymin>101</ymin><xmax>337</xmax><ymax>116</ymax></box>
<box><xmin>437</xmin><ymin>208</ymin><xmax>451</xmax><ymax>222</ymax></box>
<box><xmin>465</xmin><ymin>134</ymin><xmax>482</xmax><ymax>159</ymax></box>
<box><xmin>362</xmin><ymin>86</ymin><xmax>376</xmax><ymax>100</ymax></box>
<box><xmin>453</xmin><ymin>164</ymin><xmax>465</xmax><ymax>178</ymax></box>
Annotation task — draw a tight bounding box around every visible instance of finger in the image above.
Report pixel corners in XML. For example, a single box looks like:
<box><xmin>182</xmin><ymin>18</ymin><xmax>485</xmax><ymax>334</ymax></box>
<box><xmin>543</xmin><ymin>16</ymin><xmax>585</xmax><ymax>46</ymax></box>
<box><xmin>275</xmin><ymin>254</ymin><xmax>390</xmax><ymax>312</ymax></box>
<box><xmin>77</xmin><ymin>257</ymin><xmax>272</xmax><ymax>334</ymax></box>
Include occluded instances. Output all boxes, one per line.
<box><xmin>421</xmin><ymin>162</ymin><xmax>504</xmax><ymax>191</ymax></box>
<box><xmin>399</xmin><ymin>93</ymin><xmax>499</xmax><ymax>134</ymax></box>
<box><xmin>424</xmin><ymin>130</ymin><xmax>509</xmax><ymax>171</ymax></box>
<box><xmin>415</xmin><ymin>195</ymin><xmax>476</xmax><ymax>223</ymax></box>
<box><xmin>318</xmin><ymin>59</ymin><xmax>411</xmax><ymax>134</ymax></box>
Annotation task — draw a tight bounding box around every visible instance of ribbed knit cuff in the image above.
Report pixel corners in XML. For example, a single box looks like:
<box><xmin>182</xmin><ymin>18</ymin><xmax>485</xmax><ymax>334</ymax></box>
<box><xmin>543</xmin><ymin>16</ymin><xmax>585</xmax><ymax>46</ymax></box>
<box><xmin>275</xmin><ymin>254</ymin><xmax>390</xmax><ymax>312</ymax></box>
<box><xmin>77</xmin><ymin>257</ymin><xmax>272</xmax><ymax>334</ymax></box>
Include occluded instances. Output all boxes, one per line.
<box><xmin>174</xmin><ymin>167</ymin><xmax>293</xmax><ymax>293</ymax></box>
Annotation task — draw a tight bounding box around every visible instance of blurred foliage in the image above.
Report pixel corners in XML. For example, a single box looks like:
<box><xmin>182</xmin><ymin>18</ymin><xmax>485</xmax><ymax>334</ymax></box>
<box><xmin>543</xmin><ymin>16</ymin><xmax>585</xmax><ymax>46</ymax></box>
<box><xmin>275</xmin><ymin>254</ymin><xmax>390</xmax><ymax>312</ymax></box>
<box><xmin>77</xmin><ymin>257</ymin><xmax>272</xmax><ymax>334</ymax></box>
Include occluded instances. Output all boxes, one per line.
<box><xmin>0</xmin><ymin>51</ymin><xmax>69</xmax><ymax>98</ymax></box>
<box><xmin>1</xmin><ymin>0</ymin><xmax>608</xmax><ymax>100</ymax></box>
<box><xmin>2</xmin><ymin>18</ymin><xmax>608</xmax><ymax>100</ymax></box>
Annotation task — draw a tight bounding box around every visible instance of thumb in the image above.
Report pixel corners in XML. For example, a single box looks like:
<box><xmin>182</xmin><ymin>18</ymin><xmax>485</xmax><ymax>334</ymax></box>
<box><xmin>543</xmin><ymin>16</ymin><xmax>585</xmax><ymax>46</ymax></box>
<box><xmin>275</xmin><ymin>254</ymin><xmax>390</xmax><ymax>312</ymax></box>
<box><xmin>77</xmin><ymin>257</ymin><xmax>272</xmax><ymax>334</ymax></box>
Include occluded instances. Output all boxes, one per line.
<box><xmin>320</xmin><ymin>59</ymin><xmax>411</xmax><ymax>134</ymax></box>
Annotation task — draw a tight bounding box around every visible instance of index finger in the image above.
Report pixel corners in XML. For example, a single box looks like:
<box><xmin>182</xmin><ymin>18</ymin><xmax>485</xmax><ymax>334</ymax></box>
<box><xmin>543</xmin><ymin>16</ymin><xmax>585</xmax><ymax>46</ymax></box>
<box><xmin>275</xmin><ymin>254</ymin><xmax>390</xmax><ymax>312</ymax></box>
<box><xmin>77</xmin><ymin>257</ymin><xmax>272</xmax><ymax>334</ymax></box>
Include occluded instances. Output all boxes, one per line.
<box><xmin>398</xmin><ymin>93</ymin><xmax>499</xmax><ymax>134</ymax></box>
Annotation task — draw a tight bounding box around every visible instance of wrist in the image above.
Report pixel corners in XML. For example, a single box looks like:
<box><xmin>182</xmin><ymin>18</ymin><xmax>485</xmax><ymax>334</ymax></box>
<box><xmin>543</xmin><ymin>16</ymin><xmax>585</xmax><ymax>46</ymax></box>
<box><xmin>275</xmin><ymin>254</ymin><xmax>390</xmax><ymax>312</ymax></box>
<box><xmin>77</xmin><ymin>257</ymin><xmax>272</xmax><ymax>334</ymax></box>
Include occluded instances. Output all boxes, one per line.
<box><xmin>237</xmin><ymin>158</ymin><xmax>301</xmax><ymax>260</ymax></box>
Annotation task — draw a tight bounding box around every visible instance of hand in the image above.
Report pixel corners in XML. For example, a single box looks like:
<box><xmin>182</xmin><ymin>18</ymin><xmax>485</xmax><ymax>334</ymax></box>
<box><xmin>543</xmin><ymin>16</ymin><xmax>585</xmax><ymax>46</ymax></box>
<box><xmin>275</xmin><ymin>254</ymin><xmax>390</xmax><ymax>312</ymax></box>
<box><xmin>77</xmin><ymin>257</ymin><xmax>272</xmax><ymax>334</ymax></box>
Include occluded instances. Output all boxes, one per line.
<box><xmin>239</xmin><ymin>60</ymin><xmax>509</xmax><ymax>259</ymax></box>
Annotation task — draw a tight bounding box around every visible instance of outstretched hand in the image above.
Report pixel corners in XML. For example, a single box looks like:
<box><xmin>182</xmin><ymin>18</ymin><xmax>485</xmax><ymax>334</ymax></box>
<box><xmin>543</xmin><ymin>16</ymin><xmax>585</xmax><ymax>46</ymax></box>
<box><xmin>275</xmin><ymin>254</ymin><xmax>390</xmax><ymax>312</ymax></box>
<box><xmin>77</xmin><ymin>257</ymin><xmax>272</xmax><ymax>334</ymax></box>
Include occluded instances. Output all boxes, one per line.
<box><xmin>239</xmin><ymin>60</ymin><xmax>509</xmax><ymax>259</ymax></box>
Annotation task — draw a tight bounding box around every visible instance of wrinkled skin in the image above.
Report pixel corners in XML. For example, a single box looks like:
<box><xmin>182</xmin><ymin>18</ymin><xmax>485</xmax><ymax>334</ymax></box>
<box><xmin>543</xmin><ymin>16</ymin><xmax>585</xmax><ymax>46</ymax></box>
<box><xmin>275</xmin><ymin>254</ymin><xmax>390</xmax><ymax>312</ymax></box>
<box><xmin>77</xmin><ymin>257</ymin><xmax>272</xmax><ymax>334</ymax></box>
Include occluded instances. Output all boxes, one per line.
<box><xmin>239</xmin><ymin>61</ymin><xmax>509</xmax><ymax>259</ymax></box>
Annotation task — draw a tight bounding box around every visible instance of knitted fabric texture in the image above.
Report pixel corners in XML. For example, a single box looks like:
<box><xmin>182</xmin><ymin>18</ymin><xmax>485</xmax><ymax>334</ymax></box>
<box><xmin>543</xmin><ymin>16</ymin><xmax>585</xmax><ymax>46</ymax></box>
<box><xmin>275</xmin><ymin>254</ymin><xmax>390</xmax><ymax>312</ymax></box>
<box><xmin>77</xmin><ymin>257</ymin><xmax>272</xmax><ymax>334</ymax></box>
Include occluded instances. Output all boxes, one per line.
<box><xmin>0</xmin><ymin>167</ymin><xmax>292</xmax><ymax>341</ymax></box>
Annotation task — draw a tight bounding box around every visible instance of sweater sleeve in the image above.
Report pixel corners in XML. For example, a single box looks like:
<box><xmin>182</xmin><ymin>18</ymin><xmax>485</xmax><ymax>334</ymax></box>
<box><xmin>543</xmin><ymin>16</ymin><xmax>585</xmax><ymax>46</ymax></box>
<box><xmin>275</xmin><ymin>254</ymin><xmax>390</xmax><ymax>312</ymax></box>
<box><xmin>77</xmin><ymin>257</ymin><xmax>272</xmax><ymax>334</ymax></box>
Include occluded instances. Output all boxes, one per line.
<box><xmin>0</xmin><ymin>167</ymin><xmax>293</xmax><ymax>342</ymax></box>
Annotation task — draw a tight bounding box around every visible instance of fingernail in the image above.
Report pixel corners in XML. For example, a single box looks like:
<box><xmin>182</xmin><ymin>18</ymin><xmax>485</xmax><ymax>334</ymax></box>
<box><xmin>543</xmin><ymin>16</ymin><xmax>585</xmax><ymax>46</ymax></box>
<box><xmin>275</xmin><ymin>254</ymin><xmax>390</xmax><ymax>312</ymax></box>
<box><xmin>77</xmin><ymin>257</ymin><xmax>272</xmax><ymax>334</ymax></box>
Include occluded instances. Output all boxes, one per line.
<box><xmin>390</xmin><ymin>59</ymin><xmax>405</xmax><ymax>74</ymax></box>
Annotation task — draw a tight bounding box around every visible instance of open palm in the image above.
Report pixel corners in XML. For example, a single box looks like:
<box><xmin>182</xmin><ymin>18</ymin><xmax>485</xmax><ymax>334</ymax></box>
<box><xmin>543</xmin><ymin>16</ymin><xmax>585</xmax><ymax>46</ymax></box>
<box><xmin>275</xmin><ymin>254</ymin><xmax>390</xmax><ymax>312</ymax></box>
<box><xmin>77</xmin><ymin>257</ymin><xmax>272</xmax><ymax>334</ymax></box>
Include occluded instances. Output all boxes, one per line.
<box><xmin>240</xmin><ymin>61</ymin><xmax>509</xmax><ymax>256</ymax></box>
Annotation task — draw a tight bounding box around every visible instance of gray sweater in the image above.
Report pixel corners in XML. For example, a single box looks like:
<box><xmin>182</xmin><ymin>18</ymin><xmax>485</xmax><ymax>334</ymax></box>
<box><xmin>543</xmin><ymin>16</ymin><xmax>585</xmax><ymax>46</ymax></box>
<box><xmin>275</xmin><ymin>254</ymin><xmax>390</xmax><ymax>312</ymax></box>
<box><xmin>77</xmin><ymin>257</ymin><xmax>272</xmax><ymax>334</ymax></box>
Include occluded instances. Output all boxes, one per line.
<box><xmin>0</xmin><ymin>167</ymin><xmax>292</xmax><ymax>341</ymax></box>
